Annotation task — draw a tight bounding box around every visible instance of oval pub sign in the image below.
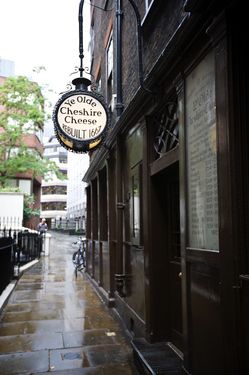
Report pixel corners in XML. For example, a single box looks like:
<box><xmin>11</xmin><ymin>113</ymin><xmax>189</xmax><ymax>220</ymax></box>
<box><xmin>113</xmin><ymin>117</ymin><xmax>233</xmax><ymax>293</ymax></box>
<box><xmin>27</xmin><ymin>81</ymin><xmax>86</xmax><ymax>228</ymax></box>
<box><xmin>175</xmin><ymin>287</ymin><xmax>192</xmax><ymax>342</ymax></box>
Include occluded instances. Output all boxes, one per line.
<box><xmin>53</xmin><ymin>90</ymin><xmax>109</xmax><ymax>153</ymax></box>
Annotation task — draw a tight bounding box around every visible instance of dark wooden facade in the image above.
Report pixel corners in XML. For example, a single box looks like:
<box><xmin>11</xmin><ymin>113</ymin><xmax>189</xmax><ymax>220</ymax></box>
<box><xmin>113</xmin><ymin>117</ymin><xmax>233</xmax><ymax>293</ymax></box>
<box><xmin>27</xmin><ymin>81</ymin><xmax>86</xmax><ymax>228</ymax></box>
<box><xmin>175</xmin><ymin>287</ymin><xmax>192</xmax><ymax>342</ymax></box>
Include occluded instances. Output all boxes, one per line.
<box><xmin>83</xmin><ymin>1</ymin><xmax>249</xmax><ymax>373</ymax></box>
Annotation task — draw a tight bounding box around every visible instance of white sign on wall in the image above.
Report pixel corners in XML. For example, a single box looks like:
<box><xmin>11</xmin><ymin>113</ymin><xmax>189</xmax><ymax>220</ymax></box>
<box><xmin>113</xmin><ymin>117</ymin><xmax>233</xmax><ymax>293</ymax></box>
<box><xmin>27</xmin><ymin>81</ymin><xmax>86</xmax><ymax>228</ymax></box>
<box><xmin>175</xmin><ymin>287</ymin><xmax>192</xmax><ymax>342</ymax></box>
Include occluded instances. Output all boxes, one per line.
<box><xmin>186</xmin><ymin>51</ymin><xmax>219</xmax><ymax>251</ymax></box>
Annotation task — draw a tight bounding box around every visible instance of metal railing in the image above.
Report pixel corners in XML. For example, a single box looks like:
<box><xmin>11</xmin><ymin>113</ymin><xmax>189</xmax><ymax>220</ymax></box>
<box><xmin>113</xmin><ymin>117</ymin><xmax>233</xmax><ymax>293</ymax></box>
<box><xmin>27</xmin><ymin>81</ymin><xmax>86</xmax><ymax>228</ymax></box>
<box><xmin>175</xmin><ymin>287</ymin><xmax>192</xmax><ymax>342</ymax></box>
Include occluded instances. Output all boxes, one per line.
<box><xmin>0</xmin><ymin>228</ymin><xmax>43</xmax><ymax>294</ymax></box>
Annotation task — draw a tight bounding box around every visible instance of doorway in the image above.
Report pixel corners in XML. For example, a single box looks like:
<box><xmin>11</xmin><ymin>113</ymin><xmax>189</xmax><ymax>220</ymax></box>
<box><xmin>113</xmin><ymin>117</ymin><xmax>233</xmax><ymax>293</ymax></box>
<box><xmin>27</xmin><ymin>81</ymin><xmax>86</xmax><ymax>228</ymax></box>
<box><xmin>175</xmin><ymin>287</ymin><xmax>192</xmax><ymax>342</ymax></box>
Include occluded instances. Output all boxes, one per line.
<box><xmin>151</xmin><ymin>161</ymin><xmax>182</xmax><ymax>351</ymax></box>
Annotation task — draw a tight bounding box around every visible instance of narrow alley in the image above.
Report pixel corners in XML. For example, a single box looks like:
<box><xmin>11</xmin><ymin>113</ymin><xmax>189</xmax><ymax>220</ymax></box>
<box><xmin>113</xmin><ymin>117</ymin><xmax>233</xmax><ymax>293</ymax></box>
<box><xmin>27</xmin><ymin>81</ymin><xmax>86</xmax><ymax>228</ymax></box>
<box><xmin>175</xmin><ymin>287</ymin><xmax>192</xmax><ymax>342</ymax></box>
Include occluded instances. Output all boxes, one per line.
<box><xmin>0</xmin><ymin>231</ymin><xmax>138</xmax><ymax>375</ymax></box>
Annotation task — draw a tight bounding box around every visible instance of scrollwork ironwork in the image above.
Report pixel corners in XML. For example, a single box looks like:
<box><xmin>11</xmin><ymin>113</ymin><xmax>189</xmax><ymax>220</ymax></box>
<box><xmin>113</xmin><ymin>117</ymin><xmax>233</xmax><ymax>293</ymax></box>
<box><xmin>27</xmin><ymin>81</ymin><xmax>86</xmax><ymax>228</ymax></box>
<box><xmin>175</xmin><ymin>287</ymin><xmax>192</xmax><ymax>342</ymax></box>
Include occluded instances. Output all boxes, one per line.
<box><xmin>153</xmin><ymin>100</ymin><xmax>179</xmax><ymax>157</ymax></box>
<box><xmin>59</xmin><ymin>83</ymin><xmax>73</xmax><ymax>95</ymax></box>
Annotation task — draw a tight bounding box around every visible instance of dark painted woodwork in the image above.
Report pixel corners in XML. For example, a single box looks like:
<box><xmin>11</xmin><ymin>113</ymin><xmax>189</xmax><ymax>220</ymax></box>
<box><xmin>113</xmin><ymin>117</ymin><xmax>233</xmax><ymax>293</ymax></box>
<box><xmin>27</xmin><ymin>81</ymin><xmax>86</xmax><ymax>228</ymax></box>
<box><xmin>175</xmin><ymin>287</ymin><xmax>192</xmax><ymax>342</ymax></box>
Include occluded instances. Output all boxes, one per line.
<box><xmin>150</xmin><ymin>146</ymin><xmax>179</xmax><ymax>177</ymax></box>
<box><xmin>177</xmin><ymin>77</ymin><xmax>191</xmax><ymax>373</ymax></box>
<box><xmin>98</xmin><ymin>168</ymin><xmax>108</xmax><ymax>241</ymax></box>
<box><xmin>240</xmin><ymin>277</ymin><xmax>249</xmax><ymax>372</ymax></box>
<box><xmin>208</xmin><ymin>13</ymin><xmax>238</xmax><ymax>373</ymax></box>
<box><xmin>107</xmin><ymin>152</ymin><xmax>117</xmax><ymax>302</ymax></box>
<box><xmin>98</xmin><ymin>241</ymin><xmax>103</xmax><ymax>286</ymax></box>
<box><xmin>170</xmin><ymin>261</ymin><xmax>182</xmax><ymax>349</ymax></box>
<box><xmin>122</xmin><ymin>126</ymin><xmax>146</xmax><ymax>326</ymax></box>
<box><xmin>84</xmin><ymin>2</ymin><xmax>249</xmax><ymax>374</ymax></box>
<box><xmin>189</xmin><ymin>258</ymin><xmax>222</xmax><ymax>374</ymax></box>
<box><xmin>226</xmin><ymin>6</ymin><xmax>249</xmax><ymax>372</ymax></box>
<box><xmin>115</xmin><ymin>137</ymin><xmax>125</xmax><ymax>295</ymax></box>
<box><xmin>101</xmin><ymin>241</ymin><xmax>109</xmax><ymax>291</ymax></box>
<box><xmin>91</xmin><ymin>179</ymin><xmax>98</xmax><ymax>240</ymax></box>
<box><xmin>150</xmin><ymin>161</ymin><xmax>182</xmax><ymax>349</ymax></box>
<box><xmin>86</xmin><ymin>186</ymin><xmax>92</xmax><ymax>275</ymax></box>
<box><xmin>143</xmin><ymin>117</ymin><xmax>154</xmax><ymax>342</ymax></box>
<box><xmin>97</xmin><ymin>167</ymin><xmax>108</xmax><ymax>288</ymax></box>
<box><xmin>91</xmin><ymin>240</ymin><xmax>95</xmax><ymax>279</ymax></box>
<box><xmin>186</xmin><ymin>251</ymin><xmax>223</xmax><ymax>374</ymax></box>
<box><xmin>124</xmin><ymin>244</ymin><xmax>146</xmax><ymax>322</ymax></box>
<box><xmin>93</xmin><ymin>241</ymin><xmax>100</xmax><ymax>284</ymax></box>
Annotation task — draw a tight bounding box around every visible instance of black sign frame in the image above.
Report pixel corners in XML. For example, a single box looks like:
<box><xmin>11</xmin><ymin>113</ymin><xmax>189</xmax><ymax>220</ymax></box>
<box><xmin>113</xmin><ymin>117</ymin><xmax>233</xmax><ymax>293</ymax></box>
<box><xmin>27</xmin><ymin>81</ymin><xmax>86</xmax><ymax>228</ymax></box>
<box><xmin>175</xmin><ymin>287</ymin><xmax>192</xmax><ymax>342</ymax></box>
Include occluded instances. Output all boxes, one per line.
<box><xmin>53</xmin><ymin>89</ymin><xmax>110</xmax><ymax>153</ymax></box>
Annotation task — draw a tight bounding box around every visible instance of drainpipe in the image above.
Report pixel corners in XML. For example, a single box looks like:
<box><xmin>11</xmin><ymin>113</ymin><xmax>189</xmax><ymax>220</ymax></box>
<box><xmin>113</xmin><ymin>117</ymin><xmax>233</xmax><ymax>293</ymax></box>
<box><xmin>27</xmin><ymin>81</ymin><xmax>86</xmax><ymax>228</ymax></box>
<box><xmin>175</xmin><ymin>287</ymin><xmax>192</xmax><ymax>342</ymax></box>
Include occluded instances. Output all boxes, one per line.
<box><xmin>115</xmin><ymin>137</ymin><xmax>125</xmax><ymax>296</ymax></box>
<box><xmin>116</xmin><ymin>0</ymin><xmax>124</xmax><ymax>117</ymax></box>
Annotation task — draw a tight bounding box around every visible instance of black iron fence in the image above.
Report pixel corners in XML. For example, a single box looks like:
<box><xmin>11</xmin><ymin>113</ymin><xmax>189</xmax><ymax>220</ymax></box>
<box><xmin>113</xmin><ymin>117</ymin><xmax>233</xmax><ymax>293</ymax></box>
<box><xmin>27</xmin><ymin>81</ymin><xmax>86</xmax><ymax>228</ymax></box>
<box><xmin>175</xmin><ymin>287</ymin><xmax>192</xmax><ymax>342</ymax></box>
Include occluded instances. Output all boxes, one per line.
<box><xmin>0</xmin><ymin>228</ymin><xmax>43</xmax><ymax>294</ymax></box>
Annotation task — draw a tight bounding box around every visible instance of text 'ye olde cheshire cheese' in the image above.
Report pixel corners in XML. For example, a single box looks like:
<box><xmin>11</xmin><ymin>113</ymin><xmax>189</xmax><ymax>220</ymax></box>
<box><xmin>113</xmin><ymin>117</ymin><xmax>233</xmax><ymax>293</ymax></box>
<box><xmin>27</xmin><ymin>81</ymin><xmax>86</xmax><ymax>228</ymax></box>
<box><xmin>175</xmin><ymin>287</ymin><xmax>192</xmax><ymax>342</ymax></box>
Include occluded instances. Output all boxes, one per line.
<box><xmin>57</xmin><ymin>94</ymin><xmax>107</xmax><ymax>141</ymax></box>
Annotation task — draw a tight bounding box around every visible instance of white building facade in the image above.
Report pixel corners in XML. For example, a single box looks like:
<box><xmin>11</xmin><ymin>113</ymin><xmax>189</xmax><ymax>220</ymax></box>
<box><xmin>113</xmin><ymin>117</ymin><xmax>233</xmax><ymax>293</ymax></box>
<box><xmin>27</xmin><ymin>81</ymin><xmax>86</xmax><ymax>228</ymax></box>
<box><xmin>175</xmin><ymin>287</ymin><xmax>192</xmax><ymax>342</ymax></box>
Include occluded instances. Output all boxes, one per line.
<box><xmin>66</xmin><ymin>151</ymin><xmax>89</xmax><ymax>234</ymax></box>
<box><xmin>40</xmin><ymin>135</ymin><xmax>68</xmax><ymax>228</ymax></box>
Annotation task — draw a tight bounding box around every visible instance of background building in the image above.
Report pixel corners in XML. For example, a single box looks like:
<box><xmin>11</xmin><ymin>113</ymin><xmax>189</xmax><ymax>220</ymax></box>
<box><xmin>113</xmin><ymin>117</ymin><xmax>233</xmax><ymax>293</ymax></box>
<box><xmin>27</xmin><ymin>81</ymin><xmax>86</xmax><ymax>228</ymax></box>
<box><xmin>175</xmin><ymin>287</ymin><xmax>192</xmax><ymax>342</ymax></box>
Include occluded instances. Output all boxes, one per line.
<box><xmin>66</xmin><ymin>152</ymin><xmax>89</xmax><ymax>234</ymax></box>
<box><xmin>0</xmin><ymin>57</ymin><xmax>14</xmax><ymax>82</ymax></box>
<box><xmin>40</xmin><ymin>134</ymin><xmax>67</xmax><ymax>228</ymax></box>
<box><xmin>83</xmin><ymin>1</ymin><xmax>249</xmax><ymax>374</ymax></box>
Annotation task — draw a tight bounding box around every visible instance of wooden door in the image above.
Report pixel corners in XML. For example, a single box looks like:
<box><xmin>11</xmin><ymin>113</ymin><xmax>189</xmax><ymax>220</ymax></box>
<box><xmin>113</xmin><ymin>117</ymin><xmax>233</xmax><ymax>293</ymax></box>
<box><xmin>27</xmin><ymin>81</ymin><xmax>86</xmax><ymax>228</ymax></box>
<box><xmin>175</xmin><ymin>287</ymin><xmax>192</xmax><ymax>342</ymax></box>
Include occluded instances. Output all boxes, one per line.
<box><xmin>151</xmin><ymin>161</ymin><xmax>182</xmax><ymax>351</ymax></box>
<box><xmin>166</xmin><ymin>164</ymin><xmax>182</xmax><ymax>351</ymax></box>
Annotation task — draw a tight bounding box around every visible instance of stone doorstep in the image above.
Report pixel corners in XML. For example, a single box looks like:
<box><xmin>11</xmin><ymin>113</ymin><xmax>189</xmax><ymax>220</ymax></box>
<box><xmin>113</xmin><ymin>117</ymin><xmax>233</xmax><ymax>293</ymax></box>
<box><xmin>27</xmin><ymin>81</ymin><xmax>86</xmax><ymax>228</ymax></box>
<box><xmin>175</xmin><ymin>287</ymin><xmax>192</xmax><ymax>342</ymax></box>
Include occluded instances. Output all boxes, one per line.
<box><xmin>131</xmin><ymin>338</ymin><xmax>183</xmax><ymax>375</ymax></box>
<box><xmin>0</xmin><ymin>259</ymin><xmax>40</xmax><ymax>314</ymax></box>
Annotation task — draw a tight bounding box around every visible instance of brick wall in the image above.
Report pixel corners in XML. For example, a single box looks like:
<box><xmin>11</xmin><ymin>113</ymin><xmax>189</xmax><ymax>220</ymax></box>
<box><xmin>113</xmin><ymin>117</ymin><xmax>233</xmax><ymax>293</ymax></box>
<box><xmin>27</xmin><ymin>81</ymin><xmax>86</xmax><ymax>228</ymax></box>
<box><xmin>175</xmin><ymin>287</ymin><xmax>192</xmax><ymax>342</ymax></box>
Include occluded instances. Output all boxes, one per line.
<box><xmin>91</xmin><ymin>0</ymin><xmax>186</xmax><ymax>114</ymax></box>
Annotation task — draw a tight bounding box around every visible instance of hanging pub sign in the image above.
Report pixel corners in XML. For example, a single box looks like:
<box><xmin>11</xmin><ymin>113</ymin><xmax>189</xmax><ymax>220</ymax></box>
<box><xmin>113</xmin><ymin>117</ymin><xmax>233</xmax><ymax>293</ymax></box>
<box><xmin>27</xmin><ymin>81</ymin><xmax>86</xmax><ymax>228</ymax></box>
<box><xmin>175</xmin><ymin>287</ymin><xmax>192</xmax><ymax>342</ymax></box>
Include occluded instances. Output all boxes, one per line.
<box><xmin>53</xmin><ymin>1</ymin><xmax>110</xmax><ymax>153</ymax></box>
<box><xmin>53</xmin><ymin>78</ymin><xmax>110</xmax><ymax>153</ymax></box>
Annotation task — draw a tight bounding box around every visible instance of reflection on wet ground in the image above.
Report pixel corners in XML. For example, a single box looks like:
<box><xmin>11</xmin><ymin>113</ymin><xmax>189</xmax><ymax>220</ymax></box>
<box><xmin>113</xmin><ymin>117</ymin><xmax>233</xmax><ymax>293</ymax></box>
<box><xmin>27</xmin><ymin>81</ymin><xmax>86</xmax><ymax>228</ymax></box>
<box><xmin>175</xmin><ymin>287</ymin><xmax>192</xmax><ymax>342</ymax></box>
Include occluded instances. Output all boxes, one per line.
<box><xmin>0</xmin><ymin>231</ymin><xmax>138</xmax><ymax>374</ymax></box>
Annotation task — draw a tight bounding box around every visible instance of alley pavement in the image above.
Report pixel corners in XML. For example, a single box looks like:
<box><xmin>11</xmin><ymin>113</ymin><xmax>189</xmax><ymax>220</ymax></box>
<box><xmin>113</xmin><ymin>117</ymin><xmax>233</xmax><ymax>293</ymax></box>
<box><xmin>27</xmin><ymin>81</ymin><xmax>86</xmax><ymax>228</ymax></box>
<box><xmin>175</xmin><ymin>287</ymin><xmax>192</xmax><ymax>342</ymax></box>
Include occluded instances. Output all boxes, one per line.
<box><xmin>0</xmin><ymin>231</ymin><xmax>139</xmax><ymax>375</ymax></box>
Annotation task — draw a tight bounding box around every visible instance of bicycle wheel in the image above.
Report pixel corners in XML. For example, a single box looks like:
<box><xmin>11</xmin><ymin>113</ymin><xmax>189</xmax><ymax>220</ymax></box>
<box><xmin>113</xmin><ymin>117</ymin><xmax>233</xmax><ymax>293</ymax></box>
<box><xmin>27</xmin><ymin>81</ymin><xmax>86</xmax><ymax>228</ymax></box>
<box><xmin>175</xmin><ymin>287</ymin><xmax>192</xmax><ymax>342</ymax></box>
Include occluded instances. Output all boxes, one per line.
<box><xmin>82</xmin><ymin>249</ymin><xmax>86</xmax><ymax>267</ymax></box>
<box><xmin>74</xmin><ymin>251</ymin><xmax>81</xmax><ymax>278</ymax></box>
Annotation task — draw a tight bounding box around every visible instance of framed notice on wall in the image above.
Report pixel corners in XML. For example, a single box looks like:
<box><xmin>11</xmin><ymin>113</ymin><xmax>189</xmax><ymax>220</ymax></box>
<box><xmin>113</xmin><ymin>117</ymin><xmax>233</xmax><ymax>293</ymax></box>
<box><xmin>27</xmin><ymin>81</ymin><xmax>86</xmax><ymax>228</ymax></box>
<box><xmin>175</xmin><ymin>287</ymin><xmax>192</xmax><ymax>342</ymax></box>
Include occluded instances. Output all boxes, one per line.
<box><xmin>186</xmin><ymin>51</ymin><xmax>219</xmax><ymax>251</ymax></box>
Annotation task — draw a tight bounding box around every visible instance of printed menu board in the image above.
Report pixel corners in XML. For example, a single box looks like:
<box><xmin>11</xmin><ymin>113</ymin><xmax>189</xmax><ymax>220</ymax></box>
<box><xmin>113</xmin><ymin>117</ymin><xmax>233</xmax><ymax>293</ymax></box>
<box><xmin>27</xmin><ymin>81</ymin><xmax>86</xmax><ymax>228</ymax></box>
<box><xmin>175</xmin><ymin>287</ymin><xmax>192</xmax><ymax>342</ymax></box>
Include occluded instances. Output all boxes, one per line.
<box><xmin>186</xmin><ymin>51</ymin><xmax>219</xmax><ymax>250</ymax></box>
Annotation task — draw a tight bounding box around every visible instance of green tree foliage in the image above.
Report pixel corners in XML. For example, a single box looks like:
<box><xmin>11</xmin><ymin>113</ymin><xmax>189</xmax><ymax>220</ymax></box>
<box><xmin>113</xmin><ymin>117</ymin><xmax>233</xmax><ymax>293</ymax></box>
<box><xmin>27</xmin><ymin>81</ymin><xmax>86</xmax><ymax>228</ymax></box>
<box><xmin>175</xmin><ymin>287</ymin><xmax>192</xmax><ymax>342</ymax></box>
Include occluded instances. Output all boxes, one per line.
<box><xmin>23</xmin><ymin>194</ymin><xmax>40</xmax><ymax>221</ymax></box>
<box><xmin>0</xmin><ymin>75</ymin><xmax>65</xmax><ymax>187</ymax></box>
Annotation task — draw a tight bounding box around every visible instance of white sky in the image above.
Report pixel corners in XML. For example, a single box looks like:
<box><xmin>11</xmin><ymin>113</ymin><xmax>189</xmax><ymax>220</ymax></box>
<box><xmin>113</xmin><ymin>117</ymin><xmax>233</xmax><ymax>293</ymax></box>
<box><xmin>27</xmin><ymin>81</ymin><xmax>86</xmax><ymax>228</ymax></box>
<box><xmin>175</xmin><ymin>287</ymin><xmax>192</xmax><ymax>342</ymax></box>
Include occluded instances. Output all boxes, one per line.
<box><xmin>0</xmin><ymin>0</ymin><xmax>91</xmax><ymax>105</ymax></box>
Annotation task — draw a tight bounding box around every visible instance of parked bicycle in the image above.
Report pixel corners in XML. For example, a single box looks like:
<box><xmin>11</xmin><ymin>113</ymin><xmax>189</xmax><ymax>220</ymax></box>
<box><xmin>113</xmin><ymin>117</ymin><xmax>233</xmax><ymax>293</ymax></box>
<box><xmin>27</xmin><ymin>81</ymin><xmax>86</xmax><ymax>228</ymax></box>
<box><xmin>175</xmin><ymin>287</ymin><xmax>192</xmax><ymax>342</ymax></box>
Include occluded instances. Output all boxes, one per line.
<box><xmin>72</xmin><ymin>237</ymin><xmax>86</xmax><ymax>278</ymax></box>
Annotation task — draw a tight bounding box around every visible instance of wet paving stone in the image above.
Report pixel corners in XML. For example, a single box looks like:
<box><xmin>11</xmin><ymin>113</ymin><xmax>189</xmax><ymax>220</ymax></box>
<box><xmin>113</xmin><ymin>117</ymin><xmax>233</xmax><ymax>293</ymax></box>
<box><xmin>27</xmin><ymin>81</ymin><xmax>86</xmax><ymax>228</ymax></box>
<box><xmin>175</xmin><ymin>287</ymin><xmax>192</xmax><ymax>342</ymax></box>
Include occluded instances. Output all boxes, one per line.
<box><xmin>18</xmin><ymin>275</ymin><xmax>44</xmax><ymax>282</ymax></box>
<box><xmin>8</xmin><ymin>290</ymin><xmax>42</xmax><ymax>303</ymax></box>
<box><xmin>44</xmin><ymin>275</ymin><xmax>66</xmax><ymax>282</ymax></box>
<box><xmin>0</xmin><ymin>232</ymin><xmax>138</xmax><ymax>375</ymax></box>
<box><xmin>102</xmin><ymin>363</ymin><xmax>138</xmax><ymax>375</ymax></box>
<box><xmin>35</xmin><ymin>367</ymin><xmax>105</xmax><ymax>375</ymax></box>
<box><xmin>34</xmin><ymin>363</ymin><xmax>136</xmax><ymax>375</ymax></box>
<box><xmin>15</xmin><ymin>282</ymin><xmax>44</xmax><ymax>290</ymax></box>
<box><xmin>0</xmin><ymin>320</ymin><xmax>68</xmax><ymax>337</ymax></box>
<box><xmin>84</xmin><ymin>344</ymin><xmax>131</xmax><ymax>367</ymax></box>
<box><xmin>50</xmin><ymin>347</ymin><xmax>90</xmax><ymax>371</ymax></box>
<box><xmin>0</xmin><ymin>350</ymin><xmax>49</xmax><ymax>374</ymax></box>
<box><xmin>0</xmin><ymin>332</ymin><xmax>63</xmax><ymax>353</ymax></box>
<box><xmin>1</xmin><ymin>309</ymin><xmax>63</xmax><ymax>323</ymax></box>
<box><xmin>5</xmin><ymin>300</ymin><xmax>66</xmax><ymax>313</ymax></box>
<box><xmin>63</xmin><ymin>329</ymin><xmax>125</xmax><ymax>348</ymax></box>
